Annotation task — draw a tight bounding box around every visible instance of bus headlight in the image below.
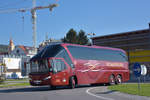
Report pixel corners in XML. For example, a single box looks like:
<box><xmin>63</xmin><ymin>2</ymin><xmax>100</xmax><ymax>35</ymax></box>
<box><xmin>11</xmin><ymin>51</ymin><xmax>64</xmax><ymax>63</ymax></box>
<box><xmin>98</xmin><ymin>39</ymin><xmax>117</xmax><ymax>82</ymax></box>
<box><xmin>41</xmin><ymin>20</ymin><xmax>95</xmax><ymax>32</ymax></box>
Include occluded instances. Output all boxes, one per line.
<box><xmin>44</xmin><ymin>76</ymin><xmax>51</xmax><ymax>80</ymax></box>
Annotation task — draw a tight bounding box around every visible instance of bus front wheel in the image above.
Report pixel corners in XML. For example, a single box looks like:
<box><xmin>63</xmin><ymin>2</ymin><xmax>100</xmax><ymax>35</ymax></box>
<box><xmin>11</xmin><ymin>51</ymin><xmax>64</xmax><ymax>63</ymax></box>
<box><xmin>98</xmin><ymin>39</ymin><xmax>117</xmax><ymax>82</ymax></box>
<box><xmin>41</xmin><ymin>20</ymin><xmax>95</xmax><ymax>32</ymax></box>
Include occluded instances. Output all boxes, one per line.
<box><xmin>69</xmin><ymin>77</ymin><xmax>75</xmax><ymax>89</ymax></box>
<box><xmin>50</xmin><ymin>85</ymin><xmax>56</xmax><ymax>90</ymax></box>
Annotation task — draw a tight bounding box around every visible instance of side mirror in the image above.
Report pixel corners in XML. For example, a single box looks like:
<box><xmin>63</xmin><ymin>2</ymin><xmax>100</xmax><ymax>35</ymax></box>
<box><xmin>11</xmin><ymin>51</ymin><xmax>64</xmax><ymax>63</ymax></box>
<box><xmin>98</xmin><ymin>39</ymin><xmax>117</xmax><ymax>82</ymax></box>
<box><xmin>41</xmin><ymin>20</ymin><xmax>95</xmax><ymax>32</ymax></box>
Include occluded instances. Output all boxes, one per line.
<box><xmin>53</xmin><ymin>68</ymin><xmax>58</xmax><ymax>73</ymax></box>
<box><xmin>49</xmin><ymin>68</ymin><xmax>53</xmax><ymax>72</ymax></box>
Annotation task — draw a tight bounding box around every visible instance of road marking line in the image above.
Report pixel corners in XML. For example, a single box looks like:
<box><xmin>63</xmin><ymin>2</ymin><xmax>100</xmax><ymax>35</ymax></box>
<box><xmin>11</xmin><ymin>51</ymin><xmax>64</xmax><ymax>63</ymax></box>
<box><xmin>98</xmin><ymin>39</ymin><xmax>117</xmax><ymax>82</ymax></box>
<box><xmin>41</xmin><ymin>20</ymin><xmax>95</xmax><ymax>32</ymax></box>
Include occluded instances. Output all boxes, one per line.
<box><xmin>86</xmin><ymin>87</ymin><xmax>115</xmax><ymax>100</ymax></box>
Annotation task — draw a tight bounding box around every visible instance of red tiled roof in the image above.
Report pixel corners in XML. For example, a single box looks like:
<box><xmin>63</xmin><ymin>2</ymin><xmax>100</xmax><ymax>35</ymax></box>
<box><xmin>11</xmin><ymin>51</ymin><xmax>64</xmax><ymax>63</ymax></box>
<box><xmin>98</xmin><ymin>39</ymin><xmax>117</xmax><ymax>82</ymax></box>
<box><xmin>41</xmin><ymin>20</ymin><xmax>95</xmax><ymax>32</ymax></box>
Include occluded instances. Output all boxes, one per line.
<box><xmin>18</xmin><ymin>45</ymin><xmax>28</xmax><ymax>54</ymax></box>
<box><xmin>18</xmin><ymin>45</ymin><xmax>34</xmax><ymax>55</ymax></box>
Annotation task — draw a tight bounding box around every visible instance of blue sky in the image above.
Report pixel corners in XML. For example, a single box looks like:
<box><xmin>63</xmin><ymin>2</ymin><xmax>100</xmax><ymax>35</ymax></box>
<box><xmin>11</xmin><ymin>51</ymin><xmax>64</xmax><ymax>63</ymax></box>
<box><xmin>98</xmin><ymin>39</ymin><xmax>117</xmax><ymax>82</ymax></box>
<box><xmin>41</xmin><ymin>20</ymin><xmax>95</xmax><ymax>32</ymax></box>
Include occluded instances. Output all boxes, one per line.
<box><xmin>0</xmin><ymin>0</ymin><xmax>150</xmax><ymax>47</ymax></box>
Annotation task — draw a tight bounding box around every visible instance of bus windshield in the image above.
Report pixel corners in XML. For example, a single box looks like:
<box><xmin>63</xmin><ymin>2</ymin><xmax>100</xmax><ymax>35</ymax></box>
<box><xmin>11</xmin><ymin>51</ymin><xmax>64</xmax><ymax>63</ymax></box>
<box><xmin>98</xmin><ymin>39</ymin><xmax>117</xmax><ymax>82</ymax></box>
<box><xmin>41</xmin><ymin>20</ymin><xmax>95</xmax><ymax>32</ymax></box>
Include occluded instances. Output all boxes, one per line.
<box><xmin>30</xmin><ymin>60</ymin><xmax>49</xmax><ymax>73</ymax></box>
<box><xmin>30</xmin><ymin>44</ymin><xmax>63</xmax><ymax>60</ymax></box>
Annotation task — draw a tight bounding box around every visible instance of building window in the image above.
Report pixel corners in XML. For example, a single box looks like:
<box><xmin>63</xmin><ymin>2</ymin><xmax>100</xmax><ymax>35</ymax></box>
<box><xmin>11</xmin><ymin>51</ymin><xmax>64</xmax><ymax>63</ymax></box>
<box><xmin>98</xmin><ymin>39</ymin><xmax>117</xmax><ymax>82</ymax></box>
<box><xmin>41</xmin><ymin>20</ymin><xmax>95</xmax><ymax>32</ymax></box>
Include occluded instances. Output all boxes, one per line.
<box><xmin>16</xmin><ymin>50</ymin><xmax>19</xmax><ymax>54</ymax></box>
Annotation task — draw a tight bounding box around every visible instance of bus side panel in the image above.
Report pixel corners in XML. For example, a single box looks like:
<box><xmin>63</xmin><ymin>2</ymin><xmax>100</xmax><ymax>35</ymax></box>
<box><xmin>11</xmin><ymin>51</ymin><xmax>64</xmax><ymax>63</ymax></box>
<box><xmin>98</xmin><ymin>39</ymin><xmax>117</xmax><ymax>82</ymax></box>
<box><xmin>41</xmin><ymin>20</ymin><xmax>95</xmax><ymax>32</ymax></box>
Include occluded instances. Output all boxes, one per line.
<box><xmin>75</xmin><ymin>71</ymin><xmax>90</xmax><ymax>85</ymax></box>
<box><xmin>122</xmin><ymin>70</ymin><xmax>130</xmax><ymax>82</ymax></box>
<box><xmin>75</xmin><ymin>60</ymin><xmax>129</xmax><ymax>85</ymax></box>
<box><xmin>74</xmin><ymin>60</ymin><xmax>108</xmax><ymax>85</ymax></box>
<box><xmin>75</xmin><ymin>69</ymin><xmax>112</xmax><ymax>84</ymax></box>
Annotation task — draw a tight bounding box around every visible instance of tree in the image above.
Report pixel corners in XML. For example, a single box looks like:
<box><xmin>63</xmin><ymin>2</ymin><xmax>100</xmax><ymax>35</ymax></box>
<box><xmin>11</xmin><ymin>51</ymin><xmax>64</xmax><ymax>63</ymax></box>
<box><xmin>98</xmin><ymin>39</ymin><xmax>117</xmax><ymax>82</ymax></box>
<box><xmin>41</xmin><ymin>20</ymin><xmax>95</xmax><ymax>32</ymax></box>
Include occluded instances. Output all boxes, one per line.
<box><xmin>62</xmin><ymin>28</ymin><xmax>89</xmax><ymax>45</ymax></box>
<box><xmin>77</xmin><ymin>30</ymin><xmax>89</xmax><ymax>45</ymax></box>
<box><xmin>62</xmin><ymin>28</ymin><xmax>78</xmax><ymax>44</ymax></box>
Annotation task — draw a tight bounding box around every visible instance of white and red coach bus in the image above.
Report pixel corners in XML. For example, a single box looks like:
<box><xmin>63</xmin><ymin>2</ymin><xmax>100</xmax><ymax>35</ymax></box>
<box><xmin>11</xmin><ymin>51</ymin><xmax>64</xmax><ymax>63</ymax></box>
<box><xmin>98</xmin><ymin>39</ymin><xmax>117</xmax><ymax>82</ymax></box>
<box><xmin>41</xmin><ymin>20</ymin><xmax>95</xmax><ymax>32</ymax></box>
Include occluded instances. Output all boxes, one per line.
<box><xmin>29</xmin><ymin>43</ymin><xmax>129</xmax><ymax>89</ymax></box>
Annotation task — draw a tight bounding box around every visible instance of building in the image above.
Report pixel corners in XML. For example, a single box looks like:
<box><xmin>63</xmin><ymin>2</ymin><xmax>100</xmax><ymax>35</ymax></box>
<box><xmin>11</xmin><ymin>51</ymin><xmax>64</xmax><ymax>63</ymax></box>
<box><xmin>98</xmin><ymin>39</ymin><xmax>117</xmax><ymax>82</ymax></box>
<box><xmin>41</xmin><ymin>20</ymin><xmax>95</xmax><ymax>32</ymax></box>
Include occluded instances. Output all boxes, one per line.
<box><xmin>0</xmin><ymin>44</ymin><xmax>8</xmax><ymax>55</ymax></box>
<box><xmin>0</xmin><ymin>39</ymin><xmax>37</xmax><ymax>78</ymax></box>
<box><xmin>2</xmin><ymin>57</ymin><xmax>22</xmax><ymax>79</ymax></box>
<box><xmin>11</xmin><ymin>45</ymin><xmax>36</xmax><ymax>58</ymax></box>
<box><xmin>38</xmin><ymin>38</ymin><xmax>62</xmax><ymax>52</ymax></box>
<box><xmin>92</xmin><ymin>24</ymin><xmax>150</xmax><ymax>81</ymax></box>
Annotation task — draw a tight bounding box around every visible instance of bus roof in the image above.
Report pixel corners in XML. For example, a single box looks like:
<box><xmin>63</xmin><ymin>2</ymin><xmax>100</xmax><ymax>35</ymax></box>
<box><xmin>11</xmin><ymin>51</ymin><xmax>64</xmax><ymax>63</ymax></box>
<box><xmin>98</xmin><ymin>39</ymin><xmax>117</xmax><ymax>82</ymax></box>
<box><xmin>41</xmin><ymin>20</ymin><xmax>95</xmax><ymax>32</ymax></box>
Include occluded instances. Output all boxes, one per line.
<box><xmin>61</xmin><ymin>43</ymin><xmax>126</xmax><ymax>53</ymax></box>
<box><xmin>30</xmin><ymin>43</ymin><xmax>126</xmax><ymax>61</ymax></box>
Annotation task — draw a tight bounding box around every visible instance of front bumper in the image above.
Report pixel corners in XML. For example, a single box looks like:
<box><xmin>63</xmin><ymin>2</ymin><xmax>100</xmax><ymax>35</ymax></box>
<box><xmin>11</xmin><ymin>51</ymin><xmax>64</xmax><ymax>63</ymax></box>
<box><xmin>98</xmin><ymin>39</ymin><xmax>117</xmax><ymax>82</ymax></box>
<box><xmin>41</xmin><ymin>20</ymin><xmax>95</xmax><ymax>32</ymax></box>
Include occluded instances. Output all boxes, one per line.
<box><xmin>29</xmin><ymin>79</ymin><xmax>50</xmax><ymax>86</ymax></box>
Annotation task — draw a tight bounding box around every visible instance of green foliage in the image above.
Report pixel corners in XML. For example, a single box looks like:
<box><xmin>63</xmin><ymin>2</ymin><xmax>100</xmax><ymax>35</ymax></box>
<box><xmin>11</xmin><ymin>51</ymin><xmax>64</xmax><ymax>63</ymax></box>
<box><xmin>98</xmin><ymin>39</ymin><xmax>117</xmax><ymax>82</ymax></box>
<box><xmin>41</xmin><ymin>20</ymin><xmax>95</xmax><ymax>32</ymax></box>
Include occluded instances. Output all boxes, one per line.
<box><xmin>5</xmin><ymin>78</ymin><xmax>28</xmax><ymax>82</ymax></box>
<box><xmin>0</xmin><ymin>76</ymin><xmax>5</xmax><ymax>84</ymax></box>
<box><xmin>0</xmin><ymin>80</ymin><xmax>4</xmax><ymax>84</ymax></box>
<box><xmin>77</xmin><ymin>30</ymin><xmax>89</xmax><ymax>45</ymax></box>
<box><xmin>62</xmin><ymin>28</ymin><xmax>89</xmax><ymax>45</ymax></box>
<box><xmin>62</xmin><ymin>29</ymin><xmax>77</xmax><ymax>44</ymax></box>
<box><xmin>108</xmin><ymin>83</ymin><xmax>150</xmax><ymax>97</ymax></box>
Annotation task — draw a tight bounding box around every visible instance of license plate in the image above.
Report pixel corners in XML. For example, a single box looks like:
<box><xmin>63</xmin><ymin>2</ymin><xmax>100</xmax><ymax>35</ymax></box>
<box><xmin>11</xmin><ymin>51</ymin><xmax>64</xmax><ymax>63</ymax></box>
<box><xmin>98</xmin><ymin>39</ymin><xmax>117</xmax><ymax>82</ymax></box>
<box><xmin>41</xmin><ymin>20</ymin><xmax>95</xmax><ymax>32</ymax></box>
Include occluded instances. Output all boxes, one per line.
<box><xmin>34</xmin><ymin>80</ymin><xmax>41</xmax><ymax>84</ymax></box>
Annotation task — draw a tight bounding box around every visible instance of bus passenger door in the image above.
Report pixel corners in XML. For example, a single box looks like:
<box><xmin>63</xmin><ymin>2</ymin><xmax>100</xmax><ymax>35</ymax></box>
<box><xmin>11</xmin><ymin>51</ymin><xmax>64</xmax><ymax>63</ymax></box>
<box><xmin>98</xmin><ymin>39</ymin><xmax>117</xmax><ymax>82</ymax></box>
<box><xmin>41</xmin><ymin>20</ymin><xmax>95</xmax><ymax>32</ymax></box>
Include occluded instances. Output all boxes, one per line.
<box><xmin>50</xmin><ymin>58</ymin><xmax>69</xmax><ymax>86</ymax></box>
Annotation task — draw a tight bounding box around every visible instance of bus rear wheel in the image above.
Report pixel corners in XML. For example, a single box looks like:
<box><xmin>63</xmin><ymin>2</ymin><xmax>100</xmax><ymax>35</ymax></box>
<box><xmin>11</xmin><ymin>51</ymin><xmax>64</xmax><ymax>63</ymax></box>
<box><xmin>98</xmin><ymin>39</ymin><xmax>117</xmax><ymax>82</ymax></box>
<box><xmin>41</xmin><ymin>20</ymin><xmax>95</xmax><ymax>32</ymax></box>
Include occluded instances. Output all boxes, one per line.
<box><xmin>115</xmin><ymin>75</ymin><xmax>122</xmax><ymax>85</ymax></box>
<box><xmin>69</xmin><ymin>77</ymin><xmax>75</xmax><ymax>89</ymax></box>
<box><xmin>109</xmin><ymin>75</ymin><xmax>115</xmax><ymax>85</ymax></box>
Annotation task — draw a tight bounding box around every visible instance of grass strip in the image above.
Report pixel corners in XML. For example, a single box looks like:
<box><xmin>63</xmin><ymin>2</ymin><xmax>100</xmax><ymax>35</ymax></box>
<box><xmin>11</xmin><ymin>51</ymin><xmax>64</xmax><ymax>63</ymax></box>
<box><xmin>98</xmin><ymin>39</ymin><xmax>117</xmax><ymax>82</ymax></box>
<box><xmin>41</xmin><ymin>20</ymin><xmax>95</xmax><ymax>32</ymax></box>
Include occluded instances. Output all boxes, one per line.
<box><xmin>0</xmin><ymin>82</ymin><xmax>30</xmax><ymax>88</ymax></box>
<box><xmin>5</xmin><ymin>79</ymin><xmax>29</xmax><ymax>81</ymax></box>
<box><xmin>108</xmin><ymin>83</ymin><xmax>150</xmax><ymax>97</ymax></box>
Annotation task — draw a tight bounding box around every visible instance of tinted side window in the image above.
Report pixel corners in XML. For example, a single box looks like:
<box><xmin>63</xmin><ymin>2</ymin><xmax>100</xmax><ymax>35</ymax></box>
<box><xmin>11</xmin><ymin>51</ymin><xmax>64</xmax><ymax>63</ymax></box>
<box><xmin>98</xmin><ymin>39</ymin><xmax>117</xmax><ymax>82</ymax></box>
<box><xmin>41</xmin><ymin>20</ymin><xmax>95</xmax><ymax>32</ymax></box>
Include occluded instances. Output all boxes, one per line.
<box><xmin>50</xmin><ymin>59</ymin><xmax>67</xmax><ymax>73</ymax></box>
<box><xmin>67</xmin><ymin>46</ymin><xmax>127</xmax><ymax>62</ymax></box>
<box><xmin>55</xmin><ymin>49</ymin><xmax>74</xmax><ymax>68</ymax></box>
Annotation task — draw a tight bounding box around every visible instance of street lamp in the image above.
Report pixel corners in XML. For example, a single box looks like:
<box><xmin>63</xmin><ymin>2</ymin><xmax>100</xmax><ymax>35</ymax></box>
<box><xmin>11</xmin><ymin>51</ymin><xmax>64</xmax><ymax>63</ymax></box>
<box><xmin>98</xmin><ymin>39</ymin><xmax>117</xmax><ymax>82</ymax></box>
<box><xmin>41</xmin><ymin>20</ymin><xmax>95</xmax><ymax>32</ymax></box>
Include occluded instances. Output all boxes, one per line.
<box><xmin>87</xmin><ymin>33</ymin><xmax>96</xmax><ymax>45</ymax></box>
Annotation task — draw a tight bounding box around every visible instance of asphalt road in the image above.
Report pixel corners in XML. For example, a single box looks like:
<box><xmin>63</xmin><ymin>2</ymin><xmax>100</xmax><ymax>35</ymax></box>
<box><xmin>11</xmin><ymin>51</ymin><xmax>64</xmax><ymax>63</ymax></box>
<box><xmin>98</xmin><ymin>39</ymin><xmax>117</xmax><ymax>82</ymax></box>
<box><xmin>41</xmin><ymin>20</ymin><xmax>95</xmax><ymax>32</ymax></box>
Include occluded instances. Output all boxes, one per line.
<box><xmin>0</xmin><ymin>85</ymin><xmax>150</xmax><ymax>100</ymax></box>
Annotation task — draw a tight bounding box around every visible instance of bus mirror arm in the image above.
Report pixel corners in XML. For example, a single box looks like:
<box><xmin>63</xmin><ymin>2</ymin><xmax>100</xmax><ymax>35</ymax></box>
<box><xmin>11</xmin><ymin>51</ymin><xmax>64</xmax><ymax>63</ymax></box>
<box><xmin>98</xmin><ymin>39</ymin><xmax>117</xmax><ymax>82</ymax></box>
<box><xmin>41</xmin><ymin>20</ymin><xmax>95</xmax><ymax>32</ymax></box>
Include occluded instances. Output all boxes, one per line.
<box><xmin>53</xmin><ymin>68</ymin><xmax>58</xmax><ymax>73</ymax></box>
<box><xmin>71</xmin><ymin>64</ymin><xmax>75</xmax><ymax>68</ymax></box>
<box><xmin>49</xmin><ymin>68</ymin><xmax>57</xmax><ymax>74</ymax></box>
<box><xmin>49</xmin><ymin>68</ymin><xmax>53</xmax><ymax>72</ymax></box>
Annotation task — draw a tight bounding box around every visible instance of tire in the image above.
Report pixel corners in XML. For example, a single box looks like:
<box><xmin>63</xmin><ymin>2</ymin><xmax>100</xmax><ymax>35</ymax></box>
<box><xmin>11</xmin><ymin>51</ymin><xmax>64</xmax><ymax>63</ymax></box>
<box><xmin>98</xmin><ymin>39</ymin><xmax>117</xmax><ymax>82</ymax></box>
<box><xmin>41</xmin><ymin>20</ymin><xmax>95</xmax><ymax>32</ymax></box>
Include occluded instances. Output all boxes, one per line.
<box><xmin>50</xmin><ymin>85</ymin><xmax>56</xmax><ymax>90</ymax></box>
<box><xmin>90</xmin><ymin>84</ymin><xmax>96</xmax><ymax>86</ymax></box>
<box><xmin>69</xmin><ymin>77</ymin><xmax>76</xmax><ymax>89</ymax></box>
<box><xmin>90</xmin><ymin>83</ymin><xmax>101</xmax><ymax>86</ymax></box>
<box><xmin>108</xmin><ymin>75</ymin><xmax>115</xmax><ymax>85</ymax></box>
<box><xmin>115</xmin><ymin>75</ymin><xmax>122</xmax><ymax>85</ymax></box>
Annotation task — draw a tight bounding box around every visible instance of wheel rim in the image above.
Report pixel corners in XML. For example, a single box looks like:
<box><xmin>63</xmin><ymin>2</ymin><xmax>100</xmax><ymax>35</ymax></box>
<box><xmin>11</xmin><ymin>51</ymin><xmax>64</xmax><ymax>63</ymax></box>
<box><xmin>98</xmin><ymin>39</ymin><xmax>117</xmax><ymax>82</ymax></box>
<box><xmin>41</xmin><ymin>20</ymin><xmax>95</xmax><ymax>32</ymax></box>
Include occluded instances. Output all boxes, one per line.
<box><xmin>70</xmin><ymin>77</ymin><xmax>75</xmax><ymax>89</ymax></box>
<box><xmin>117</xmin><ymin>75</ymin><xmax>122</xmax><ymax>84</ymax></box>
<box><xmin>109</xmin><ymin>75</ymin><xmax>115</xmax><ymax>85</ymax></box>
<box><xmin>72</xmin><ymin>78</ymin><xmax>75</xmax><ymax>88</ymax></box>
